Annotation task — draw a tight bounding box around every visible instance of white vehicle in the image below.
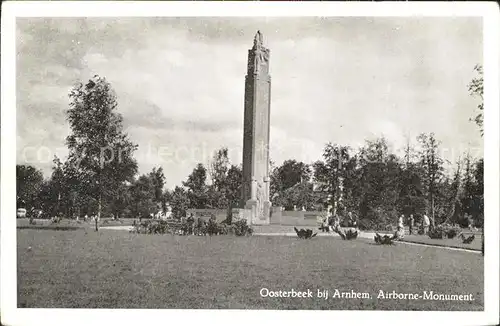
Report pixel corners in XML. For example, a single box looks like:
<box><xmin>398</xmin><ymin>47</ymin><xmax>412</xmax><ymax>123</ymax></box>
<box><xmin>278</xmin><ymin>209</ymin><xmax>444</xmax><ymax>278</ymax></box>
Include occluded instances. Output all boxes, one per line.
<box><xmin>17</xmin><ymin>208</ymin><xmax>27</xmax><ymax>218</ymax></box>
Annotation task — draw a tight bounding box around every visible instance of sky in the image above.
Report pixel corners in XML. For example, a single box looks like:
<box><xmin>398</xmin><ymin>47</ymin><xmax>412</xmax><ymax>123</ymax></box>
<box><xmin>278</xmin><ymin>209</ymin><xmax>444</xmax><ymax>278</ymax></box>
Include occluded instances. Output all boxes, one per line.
<box><xmin>16</xmin><ymin>17</ymin><xmax>483</xmax><ymax>189</ymax></box>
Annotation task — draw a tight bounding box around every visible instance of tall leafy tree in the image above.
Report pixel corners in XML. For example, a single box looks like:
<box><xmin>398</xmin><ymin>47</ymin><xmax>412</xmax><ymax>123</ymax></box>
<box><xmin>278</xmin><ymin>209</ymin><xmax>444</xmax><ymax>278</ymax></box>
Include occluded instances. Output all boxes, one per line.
<box><xmin>444</xmin><ymin>158</ymin><xmax>463</xmax><ymax>225</ymax></box>
<box><xmin>270</xmin><ymin>159</ymin><xmax>312</xmax><ymax>210</ymax></box>
<box><xmin>313</xmin><ymin>144</ymin><xmax>353</xmax><ymax>213</ymax></box>
<box><xmin>65</xmin><ymin>76</ymin><xmax>138</xmax><ymax>221</ymax></box>
<box><xmin>473</xmin><ymin>158</ymin><xmax>484</xmax><ymax>227</ymax></box>
<box><xmin>226</xmin><ymin>164</ymin><xmax>243</xmax><ymax>209</ymax></box>
<box><xmin>182</xmin><ymin>163</ymin><xmax>208</xmax><ymax>209</ymax></box>
<box><xmin>398</xmin><ymin>138</ymin><xmax>426</xmax><ymax>217</ymax></box>
<box><xmin>34</xmin><ymin>157</ymin><xmax>68</xmax><ymax>217</ymax></box>
<box><xmin>130</xmin><ymin>174</ymin><xmax>157</xmax><ymax>219</ymax></box>
<box><xmin>169</xmin><ymin>186</ymin><xmax>190</xmax><ymax>219</ymax></box>
<box><xmin>273</xmin><ymin>160</ymin><xmax>311</xmax><ymax>191</ymax></box>
<box><xmin>16</xmin><ymin>165</ymin><xmax>44</xmax><ymax>210</ymax></box>
<box><xmin>207</xmin><ymin>148</ymin><xmax>231</xmax><ymax>209</ymax></box>
<box><xmin>209</xmin><ymin>147</ymin><xmax>230</xmax><ymax>191</ymax></box>
<box><xmin>461</xmin><ymin>153</ymin><xmax>475</xmax><ymax>219</ymax></box>
<box><xmin>357</xmin><ymin>137</ymin><xmax>402</xmax><ymax>229</ymax></box>
<box><xmin>49</xmin><ymin>156</ymin><xmax>66</xmax><ymax>216</ymax></box>
<box><xmin>417</xmin><ymin>133</ymin><xmax>445</xmax><ymax>224</ymax></box>
<box><xmin>149</xmin><ymin>167</ymin><xmax>166</xmax><ymax>207</ymax></box>
<box><xmin>280</xmin><ymin>181</ymin><xmax>315</xmax><ymax>211</ymax></box>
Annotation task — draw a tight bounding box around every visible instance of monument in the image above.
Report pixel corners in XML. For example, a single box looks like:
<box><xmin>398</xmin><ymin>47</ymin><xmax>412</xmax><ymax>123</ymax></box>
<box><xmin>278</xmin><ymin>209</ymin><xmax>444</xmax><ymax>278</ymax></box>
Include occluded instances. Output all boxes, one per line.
<box><xmin>240</xmin><ymin>31</ymin><xmax>272</xmax><ymax>225</ymax></box>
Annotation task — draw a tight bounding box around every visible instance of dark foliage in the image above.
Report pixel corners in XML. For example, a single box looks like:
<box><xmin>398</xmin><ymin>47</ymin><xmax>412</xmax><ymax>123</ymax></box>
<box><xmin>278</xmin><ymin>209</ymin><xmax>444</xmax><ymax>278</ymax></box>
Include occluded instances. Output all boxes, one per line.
<box><xmin>294</xmin><ymin>227</ymin><xmax>317</xmax><ymax>239</ymax></box>
<box><xmin>374</xmin><ymin>233</ymin><xmax>397</xmax><ymax>245</ymax></box>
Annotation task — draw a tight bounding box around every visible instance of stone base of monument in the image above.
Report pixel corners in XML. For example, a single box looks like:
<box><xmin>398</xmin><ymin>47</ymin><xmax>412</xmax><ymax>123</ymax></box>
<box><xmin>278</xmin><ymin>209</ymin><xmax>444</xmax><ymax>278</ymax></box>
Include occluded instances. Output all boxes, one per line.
<box><xmin>244</xmin><ymin>199</ymin><xmax>271</xmax><ymax>225</ymax></box>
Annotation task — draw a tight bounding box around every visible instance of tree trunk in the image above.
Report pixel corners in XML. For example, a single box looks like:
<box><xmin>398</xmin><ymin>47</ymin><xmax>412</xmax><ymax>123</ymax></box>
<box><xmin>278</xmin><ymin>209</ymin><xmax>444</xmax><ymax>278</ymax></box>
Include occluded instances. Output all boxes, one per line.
<box><xmin>96</xmin><ymin>192</ymin><xmax>101</xmax><ymax>232</ymax></box>
<box><xmin>431</xmin><ymin>197</ymin><xmax>435</xmax><ymax>226</ymax></box>
<box><xmin>482</xmin><ymin>226</ymin><xmax>484</xmax><ymax>256</ymax></box>
<box><xmin>98</xmin><ymin>192</ymin><xmax>102</xmax><ymax>222</ymax></box>
<box><xmin>443</xmin><ymin>183</ymin><xmax>461</xmax><ymax>225</ymax></box>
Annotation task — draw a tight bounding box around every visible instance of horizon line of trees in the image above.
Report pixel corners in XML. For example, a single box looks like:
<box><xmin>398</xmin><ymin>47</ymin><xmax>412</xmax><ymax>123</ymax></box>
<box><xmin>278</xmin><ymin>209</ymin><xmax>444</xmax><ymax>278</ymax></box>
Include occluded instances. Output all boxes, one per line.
<box><xmin>16</xmin><ymin>65</ymin><xmax>485</xmax><ymax>229</ymax></box>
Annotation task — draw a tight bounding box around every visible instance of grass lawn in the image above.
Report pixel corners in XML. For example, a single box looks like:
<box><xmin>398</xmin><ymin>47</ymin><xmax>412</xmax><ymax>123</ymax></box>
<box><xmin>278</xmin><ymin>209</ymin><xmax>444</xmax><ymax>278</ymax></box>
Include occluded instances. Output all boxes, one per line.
<box><xmin>401</xmin><ymin>234</ymin><xmax>482</xmax><ymax>251</ymax></box>
<box><xmin>17</xmin><ymin>217</ymin><xmax>136</xmax><ymax>229</ymax></box>
<box><xmin>17</xmin><ymin>228</ymin><xmax>483</xmax><ymax>310</ymax></box>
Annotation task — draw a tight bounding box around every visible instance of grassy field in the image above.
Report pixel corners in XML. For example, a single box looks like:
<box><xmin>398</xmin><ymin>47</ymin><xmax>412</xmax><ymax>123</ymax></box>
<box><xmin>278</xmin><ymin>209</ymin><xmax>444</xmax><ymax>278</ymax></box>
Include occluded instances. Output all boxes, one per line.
<box><xmin>17</xmin><ymin>228</ymin><xmax>483</xmax><ymax>310</ymax></box>
<box><xmin>401</xmin><ymin>234</ymin><xmax>482</xmax><ymax>251</ymax></box>
<box><xmin>17</xmin><ymin>217</ymin><xmax>136</xmax><ymax>229</ymax></box>
<box><xmin>253</xmin><ymin>225</ymin><xmax>482</xmax><ymax>251</ymax></box>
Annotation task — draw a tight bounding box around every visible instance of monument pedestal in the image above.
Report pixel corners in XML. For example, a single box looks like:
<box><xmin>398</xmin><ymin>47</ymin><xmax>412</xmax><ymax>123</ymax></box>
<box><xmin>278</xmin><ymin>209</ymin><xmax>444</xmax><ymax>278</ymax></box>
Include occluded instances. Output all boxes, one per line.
<box><xmin>262</xmin><ymin>200</ymin><xmax>271</xmax><ymax>224</ymax></box>
<box><xmin>245</xmin><ymin>199</ymin><xmax>271</xmax><ymax>225</ymax></box>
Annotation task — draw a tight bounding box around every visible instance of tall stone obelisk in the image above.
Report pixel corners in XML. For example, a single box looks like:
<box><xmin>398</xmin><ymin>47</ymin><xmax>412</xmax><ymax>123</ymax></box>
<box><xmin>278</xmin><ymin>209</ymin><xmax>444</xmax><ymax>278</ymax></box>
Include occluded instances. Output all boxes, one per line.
<box><xmin>241</xmin><ymin>31</ymin><xmax>271</xmax><ymax>225</ymax></box>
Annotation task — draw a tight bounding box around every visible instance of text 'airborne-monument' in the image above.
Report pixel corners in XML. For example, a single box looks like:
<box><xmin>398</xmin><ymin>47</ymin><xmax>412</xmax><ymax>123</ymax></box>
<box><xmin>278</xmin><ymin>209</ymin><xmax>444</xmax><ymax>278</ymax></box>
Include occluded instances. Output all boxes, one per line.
<box><xmin>241</xmin><ymin>31</ymin><xmax>272</xmax><ymax>225</ymax></box>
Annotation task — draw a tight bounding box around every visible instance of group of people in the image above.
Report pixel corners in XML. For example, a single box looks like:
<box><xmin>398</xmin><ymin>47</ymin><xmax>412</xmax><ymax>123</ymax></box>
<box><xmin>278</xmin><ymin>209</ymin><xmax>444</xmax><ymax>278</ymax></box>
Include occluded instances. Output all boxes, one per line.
<box><xmin>321</xmin><ymin>210</ymin><xmax>358</xmax><ymax>232</ymax></box>
<box><xmin>320</xmin><ymin>209</ymin><xmax>435</xmax><ymax>237</ymax></box>
<box><xmin>397</xmin><ymin>213</ymin><xmax>431</xmax><ymax>236</ymax></box>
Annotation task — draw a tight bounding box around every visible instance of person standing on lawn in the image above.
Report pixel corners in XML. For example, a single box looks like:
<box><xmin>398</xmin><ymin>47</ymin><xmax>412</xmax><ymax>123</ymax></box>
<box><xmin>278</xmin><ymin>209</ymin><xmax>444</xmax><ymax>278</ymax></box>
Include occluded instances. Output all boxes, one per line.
<box><xmin>398</xmin><ymin>214</ymin><xmax>405</xmax><ymax>234</ymax></box>
<box><xmin>423</xmin><ymin>214</ymin><xmax>430</xmax><ymax>235</ymax></box>
<box><xmin>409</xmin><ymin>214</ymin><xmax>414</xmax><ymax>235</ymax></box>
<box><xmin>347</xmin><ymin>211</ymin><xmax>357</xmax><ymax>227</ymax></box>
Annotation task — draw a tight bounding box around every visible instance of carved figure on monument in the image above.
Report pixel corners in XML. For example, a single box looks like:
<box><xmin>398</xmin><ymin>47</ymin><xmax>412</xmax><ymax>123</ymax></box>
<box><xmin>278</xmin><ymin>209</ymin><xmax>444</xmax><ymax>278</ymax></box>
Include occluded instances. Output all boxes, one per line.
<box><xmin>253</xmin><ymin>30</ymin><xmax>263</xmax><ymax>48</ymax></box>
<box><xmin>256</xmin><ymin>182</ymin><xmax>264</xmax><ymax>219</ymax></box>
<box><xmin>252</xmin><ymin>31</ymin><xmax>269</xmax><ymax>74</ymax></box>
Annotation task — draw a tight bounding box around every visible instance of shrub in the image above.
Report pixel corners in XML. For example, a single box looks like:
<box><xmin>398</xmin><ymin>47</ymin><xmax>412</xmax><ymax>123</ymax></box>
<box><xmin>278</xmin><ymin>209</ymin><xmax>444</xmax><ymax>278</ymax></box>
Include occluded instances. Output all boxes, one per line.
<box><xmin>428</xmin><ymin>225</ymin><xmax>444</xmax><ymax>239</ymax></box>
<box><xmin>345</xmin><ymin>229</ymin><xmax>358</xmax><ymax>240</ymax></box>
<box><xmin>206</xmin><ymin>217</ymin><xmax>219</xmax><ymax>236</ymax></box>
<box><xmin>427</xmin><ymin>223</ymin><xmax>461</xmax><ymax>239</ymax></box>
<box><xmin>231</xmin><ymin>219</ymin><xmax>253</xmax><ymax>236</ymax></box>
<box><xmin>441</xmin><ymin>224</ymin><xmax>462</xmax><ymax>239</ymax></box>
<box><xmin>130</xmin><ymin>216</ymin><xmax>253</xmax><ymax>237</ymax></box>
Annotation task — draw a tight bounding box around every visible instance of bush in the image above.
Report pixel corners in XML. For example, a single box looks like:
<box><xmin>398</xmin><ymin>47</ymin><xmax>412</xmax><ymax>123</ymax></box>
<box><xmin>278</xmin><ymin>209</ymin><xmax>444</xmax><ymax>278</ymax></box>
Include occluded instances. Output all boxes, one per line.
<box><xmin>426</xmin><ymin>223</ymin><xmax>461</xmax><ymax>239</ymax></box>
<box><xmin>428</xmin><ymin>225</ymin><xmax>444</xmax><ymax>239</ymax></box>
<box><xmin>130</xmin><ymin>216</ymin><xmax>253</xmax><ymax>237</ymax></box>
<box><xmin>345</xmin><ymin>229</ymin><xmax>358</xmax><ymax>240</ymax></box>
<box><xmin>131</xmin><ymin>220</ymin><xmax>174</xmax><ymax>235</ymax></box>
<box><xmin>206</xmin><ymin>217</ymin><xmax>219</xmax><ymax>236</ymax></box>
<box><xmin>231</xmin><ymin>219</ymin><xmax>253</xmax><ymax>236</ymax></box>
<box><xmin>441</xmin><ymin>224</ymin><xmax>462</xmax><ymax>239</ymax></box>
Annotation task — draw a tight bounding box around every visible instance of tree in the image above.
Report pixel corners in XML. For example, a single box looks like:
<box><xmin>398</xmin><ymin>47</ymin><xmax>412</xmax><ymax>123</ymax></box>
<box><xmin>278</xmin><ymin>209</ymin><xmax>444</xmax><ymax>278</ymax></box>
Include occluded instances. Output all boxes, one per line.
<box><xmin>417</xmin><ymin>133</ymin><xmax>445</xmax><ymax>224</ymax></box>
<box><xmin>182</xmin><ymin>163</ymin><xmax>208</xmax><ymax>209</ymax></box>
<box><xmin>472</xmin><ymin>158</ymin><xmax>484</xmax><ymax>227</ymax></box>
<box><xmin>170</xmin><ymin>186</ymin><xmax>190</xmax><ymax>219</ymax></box>
<box><xmin>34</xmin><ymin>157</ymin><xmax>69</xmax><ymax>217</ymax></box>
<box><xmin>108</xmin><ymin>181</ymin><xmax>132</xmax><ymax>219</ymax></box>
<box><xmin>130</xmin><ymin>174</ymin><xmax>157</xmax><ymax>220</ymax></box>
<box><xmin>356</xmin><ymin>137</ymin><xmax>402</xmax><ymax>229</ymax></box>
<box><xmin>272</xmin><ymin>160</ymin><xmax>311</xmax><ymax>192</ymax></box>
<box><xmin>461</xmin><ymin>153</ymin><xmax>475</xmax><ymax>218</ymax></box>
<box><xmin>270</xmin><ymin>159</ymin><xmax>312</xmax><ymax>210</ymax></box>
<box><xmin>207</xmin><ymin>148</ymin><xmax>231</xmax><ymax>209</ymax></box>
<box><xmin>443</xmin><ymin>157</ymin><xmax>463</xmax><ymax>225</ymax></box>
<box><xmin>49</xmin><ymin>156</ymin><xmax>66</xmax><ymax>216</ymax></box>
<box><xmin>313</xmin><ymin>144</ymin><xmax>352</xmax><ymax>214</ymax></box>
<box><xmin>226</xmin><ymin>164</ymin><xmax>243</xmax><ymax>208</ymax></box>
<box><xmin>468</xmin><ymin>64</ymin><xmax>484</xmax><ymax>136</ymax></box>
<box><xmin>280</xmin><ymin>181</ymin><xmax>315</xmax><ymax>211</ymax></box>
<box><xmin>149</xmin><ymin>167</ymin><xmax>166</xmax><ymax>207</ymax></box>
<box><xmin>209</xmin><ymin>147</ymin><xmax>230</xmax><ymax>191</ymax></box>
<box><xmin>398</xmin><ymin>138</ymin><xmax>426</xmax><ymax>217</ymax></box>
<box><xmin>65</xmin><ymin>75</ymin><xmax>138</xmax><ymax>221</ymax></box>
<box><xmin>16</xmin><ymin>165</ymin><xmax>44</xmax><ymax>210</ymax></box>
